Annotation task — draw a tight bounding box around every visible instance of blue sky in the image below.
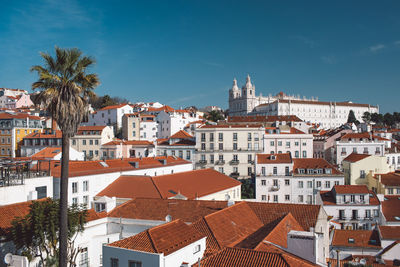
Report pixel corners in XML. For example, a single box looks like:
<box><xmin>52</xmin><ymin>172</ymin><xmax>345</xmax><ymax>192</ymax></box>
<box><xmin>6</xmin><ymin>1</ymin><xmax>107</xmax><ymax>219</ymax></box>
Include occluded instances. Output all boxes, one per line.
<box><xmin>1</xmin><ymin>1</ymin><xmax>399</xmax><ymax>112</ymax></box>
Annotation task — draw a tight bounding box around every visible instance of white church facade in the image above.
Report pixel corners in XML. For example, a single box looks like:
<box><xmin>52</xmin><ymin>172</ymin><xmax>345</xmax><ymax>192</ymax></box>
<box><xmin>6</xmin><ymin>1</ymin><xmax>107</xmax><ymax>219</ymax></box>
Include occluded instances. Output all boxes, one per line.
<box><xmin>228</xmin><ymin>75</ymin><xmax>379</xmax><ymax>129</ymax></box>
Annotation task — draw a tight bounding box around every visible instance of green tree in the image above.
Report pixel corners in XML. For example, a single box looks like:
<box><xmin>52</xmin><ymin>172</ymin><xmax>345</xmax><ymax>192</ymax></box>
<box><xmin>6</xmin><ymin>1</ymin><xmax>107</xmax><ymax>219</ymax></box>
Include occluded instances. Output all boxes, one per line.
<box><xmin>371</xmin><ymin>113</ymin><xmax>384</xmax><ymax>125</ymax></box>
<box><xmin>347</xmin><ymin>110</ymin><xmax>359</xmax><ymax>124</ymax></box>
<box><xmin>206</xmin><ymin>110</ymin><xmax>225</xmax><ymax>122</ymax></box>
<box><xmin>384</xmin><ymin>112</ymin><xmax>395</xmax><ymax>127</ymax></box>
<box><xmin>31</xmin><ymin>47</ymin><xmax>99</xmax><ymax>267</ymax></box>
<box><xmin>362</xmin><ymin>112</ymin><xmax>371</xmax><ymax>123</ymax></box>
<box><xmin>9</xmin><ymin>199</ymin><xmax>87</xmax><ymax>267</ymax></box>
<box><xmin>100</xmin><ymin>94</ymin><xmax>117</xmax><ymax>108</ymax></box>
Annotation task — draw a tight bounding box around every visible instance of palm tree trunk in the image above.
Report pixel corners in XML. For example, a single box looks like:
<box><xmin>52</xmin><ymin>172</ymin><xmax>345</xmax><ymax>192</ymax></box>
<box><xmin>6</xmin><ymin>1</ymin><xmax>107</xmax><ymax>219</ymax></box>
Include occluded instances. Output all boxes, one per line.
<box><xmin>59</xmin><ymin>133</ymin><xmax>70</xmax><ymax>267</ymax></box>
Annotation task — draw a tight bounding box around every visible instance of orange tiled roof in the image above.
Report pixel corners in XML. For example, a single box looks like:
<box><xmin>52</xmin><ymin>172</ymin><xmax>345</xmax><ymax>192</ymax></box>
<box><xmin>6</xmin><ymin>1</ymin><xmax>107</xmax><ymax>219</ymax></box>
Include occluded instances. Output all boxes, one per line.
<box><xmin>107</xmin><ymin>198</ymin><xmax>228</xmax><ymax>223</ymax></box>
<box><xmin>327</xmin><ymin>258</ymin><xmax>390</xmax><ymax>267</ymax></box>
<box><xmin>108</xmin><ymin>219</ymin><xmax>204</xmax><ymax>256</ymax></box>
<box><xmin>200</xmin><ymin>124</ymin><xmax>263</xmax><ymax>129</ymax></box>
<box><xmin>99</xmin><ymin>103</ymin><xmax>130</xmax><ymax>111</ymax></box>
<box><xmin>340</xmin><ymin>132</ymin><xmax>389</xmax><ymax>141</ymax></box>
<box><xmin>51</xmin><ymin>156</ymin><xmax>190</xmax><ymax>178</ymax></box>
<box><xmin>375</xmin><ymin>172</ymin><xmax>400</xmax><ymax>186</ymax></box>
<box><xmin>0</xmin><ymin>112</ymin><xmax>41</xmax><ymax>120</ymax></box>
<box><xmin>0</xmin><ymin>200</ymin><xmax>36</xmax><ymax>235</ymax></box>
<box><xmin>77</xmin><ymin>125</ymin><xmax>106</xmax><ymax>133</ymax></box>
<box><xmin>343</xmin><ymin>153</ymin><xmax>371</xmax><ymax>163</ymax></box>
<box><xmin>147</xmin><ymin>105</ymin><xmax>175</xmax><ymax>113</ymax></box>
<box><xmin>293</xmin><ymin>158</ymin><xmax>342</xmax><ymax>175</ymax></box>
<box><xmin>96</xmin><ymin>169</ymin><xmax>241</xmax><ymax>200</ymax></box>
<box><xmin>333</xmin><ymin>185</ymin><xmax>370</xmax><ymax>194</ymax></box>
<box><xmin>257</xmin><ymin>153</ymin><xmax>292</xmax><ymax>164</ymax></box>
<box><xmin>381</xmin><ymin>195</ymin><xmax>400</xmax><ymax>222</ymax></box>
<box><xmin>102</xmin><ymin>139</ymin><xmax>154</xmax><ymax>146</ymax></box>
<box><xmin>193</xmin><ymin>247</ymin><xmax>293</xmax><ymax>267</ymax></box>
<box><xmin>24</xmin><ymin>130</ymin><xmax>62</xmax><ymax>139</ymax></box>
<box><xmin>320</xmin><ymin>189</ymin><xmax>380</xmax><ymax>206</ymax></box>
<box><xmin>169</xmin><ymin>130</ymin><xmax>193</xmax><ymax>139</ymax></box>
<box><xmin>31</xmin><ymin>147</ymin><xmax>61</xmax><ymax>159</ymax></box>
<box><xmin>332</xmin><ymin>229</ymin><xmax>381</xmax><ymax>249</ymax></box>
<box><xmin>378</xmin><ymin>226</ymin><xmax>400</xmax><ymax>240</ymax></box>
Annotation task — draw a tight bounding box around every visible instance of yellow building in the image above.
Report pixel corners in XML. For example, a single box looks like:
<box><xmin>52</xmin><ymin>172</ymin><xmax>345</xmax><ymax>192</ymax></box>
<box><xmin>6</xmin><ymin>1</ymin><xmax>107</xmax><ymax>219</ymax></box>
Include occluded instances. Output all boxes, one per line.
<box><xmin>0</xmin><ymin>112</ymin><xmax>42</xmax><ymax>158</ymax></box>
<box><xmin>369</xmin><ymin>171</ymin><xmax>400</xmax><ymax>195</ymax></box>
<box><xmin>342</xmin><ymin>153</ymin><xmax>393</xmax><ymax>185</ymax></box>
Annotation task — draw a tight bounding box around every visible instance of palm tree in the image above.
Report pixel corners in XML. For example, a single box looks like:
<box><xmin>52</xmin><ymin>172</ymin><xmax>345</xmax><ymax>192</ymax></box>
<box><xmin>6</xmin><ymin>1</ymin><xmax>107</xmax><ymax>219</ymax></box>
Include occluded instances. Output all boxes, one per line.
<box><xmin>31</xmin><ymin>47</ymin><xmax>99</xmax><ymax>267</ymax></box>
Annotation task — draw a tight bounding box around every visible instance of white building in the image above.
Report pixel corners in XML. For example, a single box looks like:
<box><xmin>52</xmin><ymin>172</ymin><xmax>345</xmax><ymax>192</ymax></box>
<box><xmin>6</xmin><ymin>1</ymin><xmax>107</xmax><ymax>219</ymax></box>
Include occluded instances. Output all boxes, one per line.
<box><xmin>385</xmin><ymin>143</ymin><xmax>400</xmax><ymax>170</ymax></box>
<box><xmin>156</xmin><ymin>109</ymin><xmax>201</xmax><ymax>139</ymax></box>
<box><xmin>103</xmin><ymin>219</ymin><xmax>206</xmax><ymax>267</ymax></box>
<box><xmin>255</xmin><ymin>154</ymin><xmax>344</xmax><ymax>204</ymax></box>
<box><xmin>263</xmin><ymin>125</ymin><xmax>313</xmax><ymax>158</ymax></box>
<box><xmin>194</xmin><ymin>124</ymin><xmax>265</xmax><ymax>179</ymax></box>
<box><xmin>334</xmin><ymin>132</ymin><xmax>387</xmax><ymax>167</ymax></box>
<box><xmin>156</xmin><ymin>130</ymin><xmax>195</xmax><ymax>162</ymax></box>
<box><xmin>51</xmin><ymin>156</ymin><xmax>193</xmax><ymax>206</ymax></box>
<box><xmin>316</xmin><ymin>185</ymin><xmax>381</xmax><ymax>230</ymax></box>
<box><xmin>122</xmin><ymin>113</ymin><xmax>158</xmax><ymax>142</ymax></box>
<box><xmin>85</xmin><ymin>104</ymin><xmax>134</xmax><ymax>131</ymax></box>
<box><xmin>227</xmin><ymin>75</ymin><xmax>379</xmax><ymax>129</ymax></box>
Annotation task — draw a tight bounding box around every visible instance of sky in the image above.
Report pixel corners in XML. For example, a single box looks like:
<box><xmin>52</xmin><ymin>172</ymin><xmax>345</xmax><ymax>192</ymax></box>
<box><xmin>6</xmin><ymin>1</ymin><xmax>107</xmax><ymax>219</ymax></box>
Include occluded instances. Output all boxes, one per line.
<box><xmin>0</xmin><ymin>0</ymin><xmax>399</xmax><ymax>113</ymax></box>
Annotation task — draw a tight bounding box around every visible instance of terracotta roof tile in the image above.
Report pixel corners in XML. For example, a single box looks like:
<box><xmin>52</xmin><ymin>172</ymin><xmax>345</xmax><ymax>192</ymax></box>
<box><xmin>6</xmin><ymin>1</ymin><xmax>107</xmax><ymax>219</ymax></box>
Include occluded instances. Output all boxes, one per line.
<box><xmin>0</xmin><ymin>200</ymin><xmax>37</xmax><ymax>235</ymax></box>
<box><xmin>99</xmin><ymin>103</ymin><xmax>130</xmax><ymax>111</ymax></box>
<box><xmin>340</xmin><ymin>132</ymin><xmax>388</xmax><ymax>141</ymax></box>
<box><xmin>332</xmin><ymin>229</ymin><xmax>381</xmax><ymax>248</ymax></box>
<box><xmin>319</xmin><ymin>189</ymin><xmax>380</xmax><ymax>206</ymax></box>
<box><xmin>200</xmin><ymin>124</ymin><xmax>263</xmax><ymax>129</ymax></box>
<box><xmin>108</xmin><ymin>198</ymin><xmax>227</xmax><ymax>223</ymax></box>
<box><xmin>24</xmin><ymin>130</ymin><xmax>62</xmax><ymax>139</ymax></box>
<box><xmin>375</xmin><ymin>172</ymin><xmax>400</xmax><ymax>186</ymax></box>
<box><xmin>343</xmin><ymin>153</ymin><xmax>371</xmax><ymax>163</ymax></box>
<box><xmin>257</xmin><ymin>153</ymin><xmax>292</xmax><ymax>164</ymax></box>
<box><xmin>169</xmin><ymin>130</ymin><xmax>193</xmax><ymax>139</ymax></box>
<box><xmin>333</xmin><ymin>185</ymin><xmax>370</xmax><ymax>194</ymax></box>
<box><xmin>378</xmin><ymin>226</ymin><xmax>400</xmax><ymax>240</ymax></box>
<box><xmin>96</xmin><ymin>169</ymin><xmax>241</xmax><ymax>200</ymax></box>
<box><xmin>31</xmin><ymin>147</ymin><xmax>61</xmax><ymax>159</ymax></box>
<box><xmin>193</xmin><ymin>247</ymin><xmax>290</xmax><ymax>267</ymax></box>
<box><xmin>293</xmin><ymin>158</ymin><xmax>342</xmax><ymax>175</ymax></box>
<box><xmin>0</xmin><ymin>112</ymin><xmax>41</xmax><ymax>120</ymax></box>
<box><xmin>381</xmin><ymin>195</ymin><xmax>400</xmax><ymax>222</ymax></box>
<box><xmin>109</xmin><ymin>219</ymin><xmax>204</xmax><ymax>256</ymax></box>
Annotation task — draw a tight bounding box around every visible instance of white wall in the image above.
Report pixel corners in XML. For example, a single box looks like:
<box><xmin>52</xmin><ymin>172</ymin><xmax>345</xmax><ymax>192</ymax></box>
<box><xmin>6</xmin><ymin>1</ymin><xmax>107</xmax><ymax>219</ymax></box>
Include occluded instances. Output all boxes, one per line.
<box><xmin>103</xmin><ymin>245</ymin><xmax>162</xmax><ymax>267</ymax></box>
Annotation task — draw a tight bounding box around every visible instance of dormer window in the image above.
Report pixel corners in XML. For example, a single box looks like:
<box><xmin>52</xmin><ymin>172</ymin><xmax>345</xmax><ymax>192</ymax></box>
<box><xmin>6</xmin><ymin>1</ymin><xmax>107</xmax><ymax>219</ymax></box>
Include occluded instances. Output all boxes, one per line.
<box><xmin>95</xmin><ymin>202</ymin><xmax>106</xmax><ymax>212</ymax></box>
<box><xmin>307</xmin><ymin>169</ymin><xmax>314</xmax><ymax>174</ymax></box>
<box><xmin>299</xmin><ymin>169</ymin><xmax>305</xmax><ymax>174</ymax></box>
<box><xmin>348</xmin><ymin>238</ymin><xmax>355</xmax><ymax>243</ymax></box>
<box><xmin>270</xmin><ymin>155</ymin><xmax>276</xmax><ymax>160</ymax></box>
<box><xmin>325</xmin><ymin>168</ymin><xmax>332</xmax><ymax>174</ymax></box>
<box><xmin>317</xmin><ymin>169</ymin><xmax>323</xmax><ymax>174</ymax></box>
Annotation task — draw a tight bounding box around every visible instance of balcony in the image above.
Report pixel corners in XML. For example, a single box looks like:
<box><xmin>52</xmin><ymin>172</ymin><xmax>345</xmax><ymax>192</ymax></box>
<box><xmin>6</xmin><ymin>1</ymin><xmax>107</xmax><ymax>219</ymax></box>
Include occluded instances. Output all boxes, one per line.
<box><xmin>248</xmin><ymin>160</ymin><xmax>254</xmax><ymax>164</ymax></box>
<box><xmin>269</xmin><ymin>185</ymin><xmax>280</xmax><ymax>191</ymax></box>
<box><xmin>216</xmin><ymin>160</ymin><xmax>225</xmax><ymax>165</ymax></box>
<box><xmin>196</xmin><ymin>160</ymin><xmax>207</xmax><ymax>165</ymax></box>
<box><xmin>230</xmin><ymin>160</ymin><xmax>239</xmax><ymax>165</ymax></box>
<box><xmin>230</xmin><ymin>172</ymin><xmax>240</xmax><ymax>178</ymax></box>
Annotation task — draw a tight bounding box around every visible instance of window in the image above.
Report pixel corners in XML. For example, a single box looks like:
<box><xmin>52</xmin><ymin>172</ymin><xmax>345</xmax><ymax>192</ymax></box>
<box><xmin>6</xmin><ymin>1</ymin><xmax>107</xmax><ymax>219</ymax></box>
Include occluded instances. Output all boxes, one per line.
<box><xmin>388</xmin><ymin>188</ymin><xmax>394</xmax><ymax>194</ymax></box>
<box><xmin>132</xmin><ymin>122</ymin><xmax>136</xmax><ymax>128</ymax></box>
<box><xmin>218</xmin><ymin>167</ymin><xmax>224</xmax><ymax>174</ymax></box>
<box><xmin>248</xmin><ymin>133</ymin><xmax>252</xmax><ymax>141</ymax></box>
<box><xmin>286</xmin><ymin>141</ymin><xmax>290</xmax><ymax>148</ymax></box>
<box><xmin>273</xmin><ymin>179</ymin><xmax>278</xmax><ymax>186</ymax></box>
<box><xmin>316</xmin><ymin>181</ymin><xmax>321</xmax><ymax>188</ymax></box>
<box><xmin>302</xmin><ymin>151</ymin><xmax>307</xmax><ymax>158</ymax></box>
<box><xmin>186</xmin><ymin>150</ymin><xmax>191</xmax><ymax>160</ymax></box>
<box><xmin>261</xmin><ymin>179</ymin><xmax>266</xmax><ymax>186</ymax></box>
<box><xmin>278</xmin><ymin>141</ymin><xmax>282</xmax><ymax>146</ymax></box>
<box><xmin>233</xmin><ymin>133</ymin><xmax>238</xmax><ymax>141</ymax></box>
<box><xmin>373</xmin><ymin>209</ymin><xmax>379</xmax><ymax>217</ymax></box>
<box><xmin>210</xmin><ymin>143</ymin><xmax>214</xmax><ymax>150</ymax></box>
<box><xmin>350</xmin><ymin>195</ymin><xmax>355</xmax><ymax>202</ymax></box>
<box><xmin>261</xmin><ymin>167</ymin><xmax>266</xmax><ymax>175</ymax></box>
<box><xmin>193</xmin><ymin>244</ymin><xmax>201</xmax><ymax>254</ymax></box>
<box><xmin>325</xmin><ymin>181</ymin><xmax>330</xmax><ymax>188</ymax></box>
<box><xmin>247</xmin><ymin>143</ymin><xmax>252</xmax><ymax>150</ymax></box>
<box><xmin>82</xmin><ymin>139</ymin><xmax>86</xmax><ymax>145</ymax></box>
<box><xmin>298</xmin><ymin>181</ymin><xmax>303</xmax><ymax>188</ymax></box>
<box><xmin>360</xmin><ymin>195</ymin><xmax>365</xmax><ymax>202</ymax></box>
<box><xmin>273</xmin><ymin>167</ymin><xmax>277</xmax><ymax>175</ymax></box>
<box><xmin>201</xmin><ymin>143</ymin><xmax>206</xmax><ymax>150</ymax></box>
<box><xmin>307</xmin><ymin>195</ymin><xmax>312</xmax><ymax>204</ymax></box>
<box><xmin>210</xmin><ymin>154</ymin><xmax>214</xmax><ymax>163</ymax></box>
<box><xmin>339</xmin><ymin>210</ymin><xmax>345</xmax><ymax>220</ymax></box>
<box><xmin>72</xmin><ymin>197</ymin><xmax>78</xmax><ymax>205</ymax></box>
<box><xmin>334</xmin><ymin>181</ymin><xmax>339</xmax><ymax>186</ymax></box>
<box><xmin>248</xmin><ymin>167</ymin><xmax>252</xmax><ymax>175</ymax></box>
<box><xmin>209</xmin><ymin>133</ymin><xmax>214</xmax><ymax>141</ymax></box>
<box><xmin>111</xmin><ymin>258</ymin><xmax>119</xmax><ymax>267</ymax></box>
<box><xmin>72</xmin><ymin>182</ymin><xmax>78</xmax><ymax>193</ymax></box>
<box><xmin>89</xmin><ymin>139</ymin><xmax>93</xmax><ymax>145</ymax></box>
<box><xmin>179</xmin><ymin>150</ymin><xmax>183</xmax><ymax>158</ymax></box>
<box><xmin>219</xmin><ymin>154</ymin><xmax>224</xmax><ymax>161</ymax></box>
<box><xmin>83</xmin><ymin>181</ymin><xmax>89</xmax><ymax>192</ymax></box>
<box><xmin>295</xmin><ymin>141</ymin><xmax>299</xmax><ymax>146</ymax></box>
<box><xmin>83</xmin><ymin>196</ymin><xmax>89</xmax><ymax>206</ymax></box>
<box><xmin>95</xmin><ymin>140</ymin><xmax>99</xmax><ymax>145</ymax></box>
<box><xmin>95</xmin><ymin>202</ymin><xmax>106</xmax><ymax>212</ymax></box>
<box><xmin>270</xmin><ymin>141</ymin><xmax>274</xmax><ymax>146</ymax></box>
<box><xmin>132</xmin><ymin>131</ymin><xmax>136</xmax><ymax>137</ymax></box>
<box><xmin>262</xmin><ymin>195</ymin><xmax>266</xmax><ymax>201</ymax></box>
<box><xmin>365</xmin><ymin>209</ymin><xmax>371</xmax><ymax>218</ymax></box>
<box><xmin>285</xmin><ymin>195</ymin><xmax>290</xmax><ymax>201</ymax></box>
<box><xmin>295</xmin><ymin>151</ymin><xmax>299</xmax><ymax>158</ymax></box>
<box><xmin>360</xmin><ymin>170</ymin><xmax>366</xmax><ymax>178</ymax></box>
<box><xmin>273</xmin><ymin>195</ymin><xmax>278</xmax><ymax>202</ymax></box>
<box><xmin>219</xmin><ymin>143</ymin><xmax>223</xmax><ymax>150</ymax></box>
<box><xmin>233</xmin><ymin>143</ymin><xmax>238</xmax><ymax>150</ymax></box>
<box><xmin>218</xmin><ymin>133</ymin><xmax>223</xmax><ymax>141</ymax></box>
<box><xmin>352</xmin><ymin>210</ymin><xmax>358</xmax><ymax>220</ymax></box>
<box><xmin>201</xmin><ymin>133</ymin><xmax>206</xmax><ymax>141</ymax></box>
<box><xmin>307</xmin><ymin>181</ymin><xmax>312</xmax><ymax>188</ymax></box>
<box><xmin>72</xmin><ymin>139</ymin><xmax>76</xmax><ymax>145</ymax></box>
<box><xmin>298</xmin><ymin>195</ymin><xmax>303</xmax><ymax>202</ymax></box>
<box><xmin>285</xmin><ymin>179</ymin><xmax>290</xmax><ymax>186</ymax></box>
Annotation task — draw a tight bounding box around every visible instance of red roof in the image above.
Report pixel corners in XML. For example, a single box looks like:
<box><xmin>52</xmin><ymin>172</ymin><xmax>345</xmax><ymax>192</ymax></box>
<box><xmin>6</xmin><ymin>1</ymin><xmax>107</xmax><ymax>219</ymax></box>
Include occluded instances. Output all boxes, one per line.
<box><xmin>77</xmin><ymin>126</ymin><xmax>107</xmax><ymax>134</ymax></box>
<box><xmin>333</xmin><ymin>185</ymin><xmax>370</xmax><ymax>194</ymax></box>
<box><xmin>340</xmin><ymin>132</ymin><xmax>389</xmax><ymax>141</ymax></box>
<box><xmin>381</xmin><ymin>195</ymin><xmax>400</xmax><ymax>222</ymax></box>
<box><xmin>332</xmin><ymin>230</ymin><xmax>381</xmax><ymax>249</ymax></box>
<box><xmin>378</xmin><ymin>226</ymin><xmax>400</xmax><ymax>240</ymax></box>
<box><xmin>0</xmin><ymin>200</ymin><xmax>37</xmax><ymax>235</ymax></box>
<box><xmin>102</xmin><ymin>140</ymin><xmax>154</xmax><ymax>146</ymax></box>
<box><xmin>343</xmin><ymin>153</ymin><xmax>371</xmax><ymax>163</ymax></box>
<box><xmin>200</xmin><ymin>124</ymin><xmax>263</xmax><ymax>129</ymax></box>
<box><xmin>99</xmin><ymin>103</ymin><xmax>130</xmax><ymax>111</ymax></box>
<box><xmin>293</xmin><ymin>158</ymin><xmax>342</xmax><ymax>175</ymax></box>
<box><xmin>107</xmin><ymin>198</ymin><xmax>228</xmax><ymax>223</ymax></box>
<box><xmin>375</xmin><ymin>172</ymin><xmax>400</xmax><ymax>186</ymax></box>
<box><xmin>108</xmin><ymin>219</ymin><xmax>204</xmax><ymax>256</ymax></box>
<box><xmin>319</xmin><ymin>190</ymin><xmax>380</xmax><ymax>206</ymax></box>
<box><xmin>96</xmin><ymin>169</ymin><xmax>241</xmax><ymax>200</ymax></box>
<box><xmin>24</xmin><ymin>130</ymin><xmax>62</xmax><ymax>139</ymax></box>
<box><xmin>169</xmin><ymin>130</ymin><xmax>193</xmax><ymax>139</ymax></box>
<box><xmin>257</xmin><ymin>153</ymin><xmax>292</xmax><ymax>164</ymax></box>
<box><xmin>31</xmin><ymin>147</ymin><xmax>61</xmax><ymax>159</ymax></box>
<box><xmin>0</xmin><ymin>112</ymin><xmax>41</xmax><ymax>120</ymax></box>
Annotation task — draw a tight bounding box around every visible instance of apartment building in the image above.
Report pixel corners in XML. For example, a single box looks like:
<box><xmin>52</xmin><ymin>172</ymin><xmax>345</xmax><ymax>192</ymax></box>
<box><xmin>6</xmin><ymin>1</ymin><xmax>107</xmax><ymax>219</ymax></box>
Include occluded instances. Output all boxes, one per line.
<box><xmin>342</xmin><ymin>153</ymin><xmax>392</xmax><ymax>185</ymax></box>
<box><xmin>20</xmin><ymin>129</ymin><xmax>62</xmax><ymax>157</ymax></box>
<box><xmin>370</xmin><ymin>171</ymin><xmax>400</xmax><ymax>195</ymax></box>
<box><xmin>194</xmin><ymin>124</ymin><xmax>264</xmax><ymax>178</ymax></box>
<box><xmin>334</xmin><ymin>132</ymin><xmax>387</xmax><ymax>167</ymax></box>
<box><xmin>313</xmin><ymin>126</ymin><xmax>353</xmax><ymax>162</ymax></box>
<box><xmin>255</xmin><ymin>154</ymin><xmax>344</xmax><ymax>204</ymax></box>
<box><xmin>122</xmin><ymin>113</ymin><xmax>158</xmax><ymax>141</ymax></box>
<box><xmin>156</xmin><ymin>130</ymin><xmax>195</xmax><ymax>162</ymax></box>
<box><xmin>101</xmin><ymin>139</ymin><xmax>155</xmax><ymax>159</ymax></box>
<box><xmin>316</xmin><ymin>185</ymin><xmax>381</xmax><ymax>230</ymax></box>
<box><xmin>0</xmin><ymin>113</ymin><xmax>42</xmax><ymax>158</ymax></box>
<box><xmin>386</xmin><ymin>143</ymin><xmax>400</xmax><ymax>170</ymax></box>
<box><xmin>156</xmin><ymin>109</ymin><xmax>201</xmax><ymax>139</ymax></box>
<box><xmin>85</xmin><ymin>103</ymin><xmax>133</xmax><ymax>130</ymax></box>
<box><xmin>71</xmin><ymin>125</ymin><xmax>114</xmax><ymax>160</ymax></box>
<box><xmin>263</xmin><ymin>125</ymin><xmax>313</xmax><ymax>158</ymax></box>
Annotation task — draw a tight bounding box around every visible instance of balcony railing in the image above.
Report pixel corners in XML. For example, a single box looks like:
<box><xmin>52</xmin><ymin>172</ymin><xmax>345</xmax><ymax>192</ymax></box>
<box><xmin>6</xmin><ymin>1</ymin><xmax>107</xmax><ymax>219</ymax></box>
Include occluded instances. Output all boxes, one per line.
<box><xmin>230</xmin><ymin>160</ymin><xmax>239</xmax><ymax>165</ymax></box>
<box><xmin>197</xmin><ymin>160</ymin><xmax>207</xmax><ymax>165</ymax></box>
<box><xmin>269</xmin><ymin>185</ymin><xmax>280</xmax><ymax>191</ymax></box>
<box><xmin>230</xmin><ymin>172</ymin><xmax>240</xmax><ymax>178</ymax></box>
<box><xmin>216</xmin><ymin>160</ymin><xmax>225</xmax><ymax>165</ymax></box>
<box><xmin>248</xmin><ymin>160</ymin><xmax>254</xmax><ymax>164</ymax></box>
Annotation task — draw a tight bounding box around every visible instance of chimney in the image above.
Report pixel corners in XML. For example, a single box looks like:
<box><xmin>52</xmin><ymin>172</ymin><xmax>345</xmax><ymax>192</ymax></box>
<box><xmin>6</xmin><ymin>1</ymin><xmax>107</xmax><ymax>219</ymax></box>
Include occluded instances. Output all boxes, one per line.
<box><xmin>378</xmin><ymin>174</ymin><xmax>381</xmax><ymax>183</ymax></box>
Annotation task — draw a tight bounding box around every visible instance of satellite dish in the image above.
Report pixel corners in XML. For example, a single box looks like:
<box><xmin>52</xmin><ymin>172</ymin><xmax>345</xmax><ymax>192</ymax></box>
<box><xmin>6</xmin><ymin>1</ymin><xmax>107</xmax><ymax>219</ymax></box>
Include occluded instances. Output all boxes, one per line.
<box><xmin>165</xmin><ymin>214</ymin><xmax>172</xmax><ymax>222</ymax></box>
<box><xmin>4</xmin><ymin>253</ymin><xmax>12</xmax><ymax>264</ymax></box>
